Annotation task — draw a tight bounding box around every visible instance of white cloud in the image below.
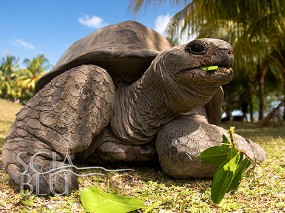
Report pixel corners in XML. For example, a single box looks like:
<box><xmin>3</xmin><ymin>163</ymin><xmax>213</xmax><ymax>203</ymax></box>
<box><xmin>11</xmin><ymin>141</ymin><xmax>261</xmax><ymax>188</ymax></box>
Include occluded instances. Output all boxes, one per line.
<box><xmin>154</xmin><ymin>14</ymin><xmax>196</xmax><ymax>44</ymax></box>
<box><xmin>78</xmin><ymin>15</ymin><xmax>108</xmax><ymax>29</ymax></box>
<box><xmin>12</xmin><ymin>39</ymin><xmax>35</xmax><ymax>50</ymax></box>
<box><xmin>154</xmin><ymin>14</ymin><xmax>172</xmax><ymax>35</ymax></box>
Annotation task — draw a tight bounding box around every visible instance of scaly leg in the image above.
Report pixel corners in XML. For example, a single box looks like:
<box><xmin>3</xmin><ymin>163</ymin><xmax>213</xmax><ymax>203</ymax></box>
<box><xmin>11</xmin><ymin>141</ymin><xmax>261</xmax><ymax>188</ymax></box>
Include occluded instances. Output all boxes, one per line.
<box><xmin>2</xmin><ymin>65</ymin><xmax>114</xmax><ymax>195</ymax></box>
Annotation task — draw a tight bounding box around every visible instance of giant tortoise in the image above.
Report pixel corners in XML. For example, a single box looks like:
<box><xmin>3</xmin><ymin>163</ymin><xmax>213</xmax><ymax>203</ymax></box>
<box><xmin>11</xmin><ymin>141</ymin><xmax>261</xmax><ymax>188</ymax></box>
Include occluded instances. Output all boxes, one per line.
<box><xmin>3</xmin><ymin>21</ymin><xmax>265</xmax><ymax>195</ymax></box>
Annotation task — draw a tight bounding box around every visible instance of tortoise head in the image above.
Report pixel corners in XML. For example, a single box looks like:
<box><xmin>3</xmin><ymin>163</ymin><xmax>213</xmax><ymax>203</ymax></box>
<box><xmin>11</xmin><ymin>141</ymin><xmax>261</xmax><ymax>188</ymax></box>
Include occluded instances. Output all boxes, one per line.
<box><xmin>161</xmin><ymin>38</ymin><xmax>234</xmax><ymax>87</ymax></box>
<box><xmin>151</xmin><ymin>38</ymin><xmax>234</xmax><ymax>113</ymax></box>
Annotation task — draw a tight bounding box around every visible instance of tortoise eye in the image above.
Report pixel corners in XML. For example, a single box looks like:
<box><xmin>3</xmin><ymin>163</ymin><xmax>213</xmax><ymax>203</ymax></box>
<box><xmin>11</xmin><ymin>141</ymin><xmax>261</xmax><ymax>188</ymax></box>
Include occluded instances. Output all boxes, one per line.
<box><xmin>185</xmin><ymin>41</ymin><xmax>207</xmax><ymax>55</ymax></box>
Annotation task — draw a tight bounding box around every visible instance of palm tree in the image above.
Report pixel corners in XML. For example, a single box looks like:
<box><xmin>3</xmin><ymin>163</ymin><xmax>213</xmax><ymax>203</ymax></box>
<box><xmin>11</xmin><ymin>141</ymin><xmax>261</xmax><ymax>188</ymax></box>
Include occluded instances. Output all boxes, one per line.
<box><xmin>19</xmin><ymin>54</ymin><xmax>51</xmax><ymax>94</ymax></box>
<box><xmin>129</xmin><ymin>0</ymin><xmax>285</xmax><ymax>42</ymax></box>
<box><xmin>0</xmin><ymin>55</ymin><xmax>19</xmax><ymax>99</ymax></box>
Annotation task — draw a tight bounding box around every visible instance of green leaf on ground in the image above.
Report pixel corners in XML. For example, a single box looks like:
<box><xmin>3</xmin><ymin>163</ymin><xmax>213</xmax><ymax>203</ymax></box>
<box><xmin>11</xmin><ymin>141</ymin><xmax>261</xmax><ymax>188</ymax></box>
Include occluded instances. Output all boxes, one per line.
<box><xmin>222</xmin><ymin>135</ymin><xmax>231</xmax><ymax>145</ymax></box>
<box><xmin>228</xmin><ymin>143</ymin><xmax>238</xmax><ymax>160</ymax></box>
<box><xmin>200</xmin><ymin>145</ymin><xmax>229</xmax><ymax>166</ymax></box>
<box><xmin>228</xmin><ymin>156</ymin><xmax>252</xmax><ymax>194</ymax></box>
<box><xmin>211</xmin><ymin>154</ymin><xmax>240</xmax><ymax>204</ymax></box>
<box><xmin>80</xmin><ymin>187</ymin><xmax>146</xmax><ymax>213</ymax></box>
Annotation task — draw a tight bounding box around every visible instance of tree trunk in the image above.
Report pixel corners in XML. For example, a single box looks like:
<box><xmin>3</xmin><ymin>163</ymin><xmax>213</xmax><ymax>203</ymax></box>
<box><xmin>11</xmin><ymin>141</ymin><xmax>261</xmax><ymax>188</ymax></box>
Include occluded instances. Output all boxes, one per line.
<box><xmin>258</xmin><ymin>75</ymin><xmax>264</xmax><ymax>121</ymax></box>
<box><xmin>257</xmin><ymin>64</ymin><xmax>268</xmax><ymax>121</ymax></box>
<box><xmin>248</xmin><ymin>85</ymin><xmax>254</xmax><ymax>122</ymax></box>
<box><xmin>225</xmin><ymin>106</ymin><xmax>232</xmax><ymax>121</ymax></box>
<box><xmin>258</xmin><ymin>99</ymin><xmax>285</xmax><ymax>127</ymax></box>
<box><xmin>283</xmin><ymin>81</ymin><xmax>285</xmax><ymax>121</ymax></box>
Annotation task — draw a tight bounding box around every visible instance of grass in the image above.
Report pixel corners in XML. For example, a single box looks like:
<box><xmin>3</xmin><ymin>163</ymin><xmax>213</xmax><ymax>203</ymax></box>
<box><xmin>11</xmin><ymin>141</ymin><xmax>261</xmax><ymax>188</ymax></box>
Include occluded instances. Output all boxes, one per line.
<box><xmin>0</xmin><ymin>99</ymin><xmax>284</xmax><ymax>212</ymax></box>
<box><xmin>0</xmin><ymin>99</ymin><xmax>22</xmax><ymax>148</ymax></box>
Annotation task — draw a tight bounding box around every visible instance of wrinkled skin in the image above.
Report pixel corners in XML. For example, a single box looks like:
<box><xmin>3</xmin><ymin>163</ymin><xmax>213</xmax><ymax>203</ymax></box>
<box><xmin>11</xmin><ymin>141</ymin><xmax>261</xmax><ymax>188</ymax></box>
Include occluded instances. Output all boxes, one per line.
<box><xmin>2</xmin><ymin>38</ymin><xmax>265</xmax><ymax>195</ymax></box>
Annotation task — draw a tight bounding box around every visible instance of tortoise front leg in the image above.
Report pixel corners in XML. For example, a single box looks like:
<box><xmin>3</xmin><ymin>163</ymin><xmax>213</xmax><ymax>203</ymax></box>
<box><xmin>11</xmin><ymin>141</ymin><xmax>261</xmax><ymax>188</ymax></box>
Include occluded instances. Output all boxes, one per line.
<box><xmin>156</xmin><ymin>114</ymin><xmax>265</xmax><ymax>179</ymax></box>
<box><xmin>2</xmin><ymin>65</ymin><xmax>114</xmax><ymax>195</ymax></box>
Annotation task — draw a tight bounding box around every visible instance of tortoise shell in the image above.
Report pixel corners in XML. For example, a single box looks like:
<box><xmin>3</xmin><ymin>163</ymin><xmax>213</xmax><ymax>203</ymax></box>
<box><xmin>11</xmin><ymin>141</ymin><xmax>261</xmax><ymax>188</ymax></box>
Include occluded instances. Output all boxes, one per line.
<box><xmin>35</xmin><ymin>21</ymin><xmax>173</xmax><ymax>92</ymax></box>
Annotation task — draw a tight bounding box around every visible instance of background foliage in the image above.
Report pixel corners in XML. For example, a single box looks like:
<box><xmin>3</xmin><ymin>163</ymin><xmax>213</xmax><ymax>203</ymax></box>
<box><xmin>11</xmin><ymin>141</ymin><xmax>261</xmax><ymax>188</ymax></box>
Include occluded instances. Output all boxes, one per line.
<box><xmin>0</xmin><ymin>54</ymin><xmax>51</xmax><ymax>103</ymax></box>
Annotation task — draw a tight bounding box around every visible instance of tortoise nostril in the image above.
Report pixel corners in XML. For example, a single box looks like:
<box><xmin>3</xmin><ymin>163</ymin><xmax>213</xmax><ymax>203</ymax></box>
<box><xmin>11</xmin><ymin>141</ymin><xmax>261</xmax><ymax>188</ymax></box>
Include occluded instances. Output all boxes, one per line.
<box><xmin>185</xmin><ymin>41</ymin><xmax>207</xmax><ymax>55</ymax></box>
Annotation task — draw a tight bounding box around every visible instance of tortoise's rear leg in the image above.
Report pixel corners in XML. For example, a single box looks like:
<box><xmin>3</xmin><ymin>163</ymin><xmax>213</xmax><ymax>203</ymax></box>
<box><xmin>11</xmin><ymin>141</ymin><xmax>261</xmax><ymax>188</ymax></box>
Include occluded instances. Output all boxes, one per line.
<box><xmin>2</xmin><ymin>65</ymin><xmax>114</xmax><ymax>195</ymax></box>
<box><xmin>77</xmin><ymin>128</ymin><xmax>157</xmax><ymax>164</ymax></box>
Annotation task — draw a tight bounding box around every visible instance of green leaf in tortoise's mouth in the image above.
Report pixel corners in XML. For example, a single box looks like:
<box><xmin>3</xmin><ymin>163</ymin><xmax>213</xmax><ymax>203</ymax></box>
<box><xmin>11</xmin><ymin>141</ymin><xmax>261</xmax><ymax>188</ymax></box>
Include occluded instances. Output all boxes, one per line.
<box><xmin>201</xmin><ymin>66</ymin><xmax>219</xmax><ymax>72</ymax></box>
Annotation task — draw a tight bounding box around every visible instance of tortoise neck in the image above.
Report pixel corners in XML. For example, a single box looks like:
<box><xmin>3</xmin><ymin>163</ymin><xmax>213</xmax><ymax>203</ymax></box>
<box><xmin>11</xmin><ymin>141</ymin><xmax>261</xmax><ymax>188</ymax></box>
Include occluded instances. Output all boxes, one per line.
<box><xmin>110</xmin><ymin>64</ymin><xmax>177</xmax><ymax>144</ymax></box>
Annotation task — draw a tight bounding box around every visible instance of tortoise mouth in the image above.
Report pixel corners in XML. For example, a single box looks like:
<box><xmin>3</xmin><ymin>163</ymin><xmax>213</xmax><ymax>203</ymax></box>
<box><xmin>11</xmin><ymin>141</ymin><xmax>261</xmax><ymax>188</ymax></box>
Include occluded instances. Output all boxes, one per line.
<box><xmin>202</xmin><ymin>66</ymin><xmax>233</xmax><ymax>75</ymax></box>
<box><xmin>197</xmin><ymin>66</ymin><xmax>234</xmax><ymax>83</ymax></box>
<box><xmin>181</xmin><ymin>65</ymin><xmax>232</xmax><ymax>73</ymax></box>
<box><xmin>175</xmin><ymin>66</ymin><xmax>234</xmax><ymax>85</ymax></box>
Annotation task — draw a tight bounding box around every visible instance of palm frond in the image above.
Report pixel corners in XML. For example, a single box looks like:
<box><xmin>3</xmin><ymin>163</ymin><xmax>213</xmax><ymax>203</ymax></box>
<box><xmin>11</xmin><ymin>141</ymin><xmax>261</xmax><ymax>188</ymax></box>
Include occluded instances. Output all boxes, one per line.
<box><xmin>129</xmin><ymin>0</ymin><xmax>190</xmax><ymax>15</ymax></box>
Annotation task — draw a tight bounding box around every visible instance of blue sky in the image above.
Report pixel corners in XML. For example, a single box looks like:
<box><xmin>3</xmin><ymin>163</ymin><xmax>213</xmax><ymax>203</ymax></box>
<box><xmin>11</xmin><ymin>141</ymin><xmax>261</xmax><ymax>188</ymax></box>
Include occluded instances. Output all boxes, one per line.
<box><xmin>0</xmin><ymin>0</ymin><xmax>183</xmax><ymax>68</ymax></box>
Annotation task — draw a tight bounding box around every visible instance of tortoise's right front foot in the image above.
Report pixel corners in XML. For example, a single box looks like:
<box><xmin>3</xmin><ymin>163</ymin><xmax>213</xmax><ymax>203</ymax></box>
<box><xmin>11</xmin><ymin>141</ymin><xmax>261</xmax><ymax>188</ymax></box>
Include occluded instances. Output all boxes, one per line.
<box><xmin>3</xmin><ymin>141</ymin><xmax>78</xmax><ymax>195</ymax></box>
